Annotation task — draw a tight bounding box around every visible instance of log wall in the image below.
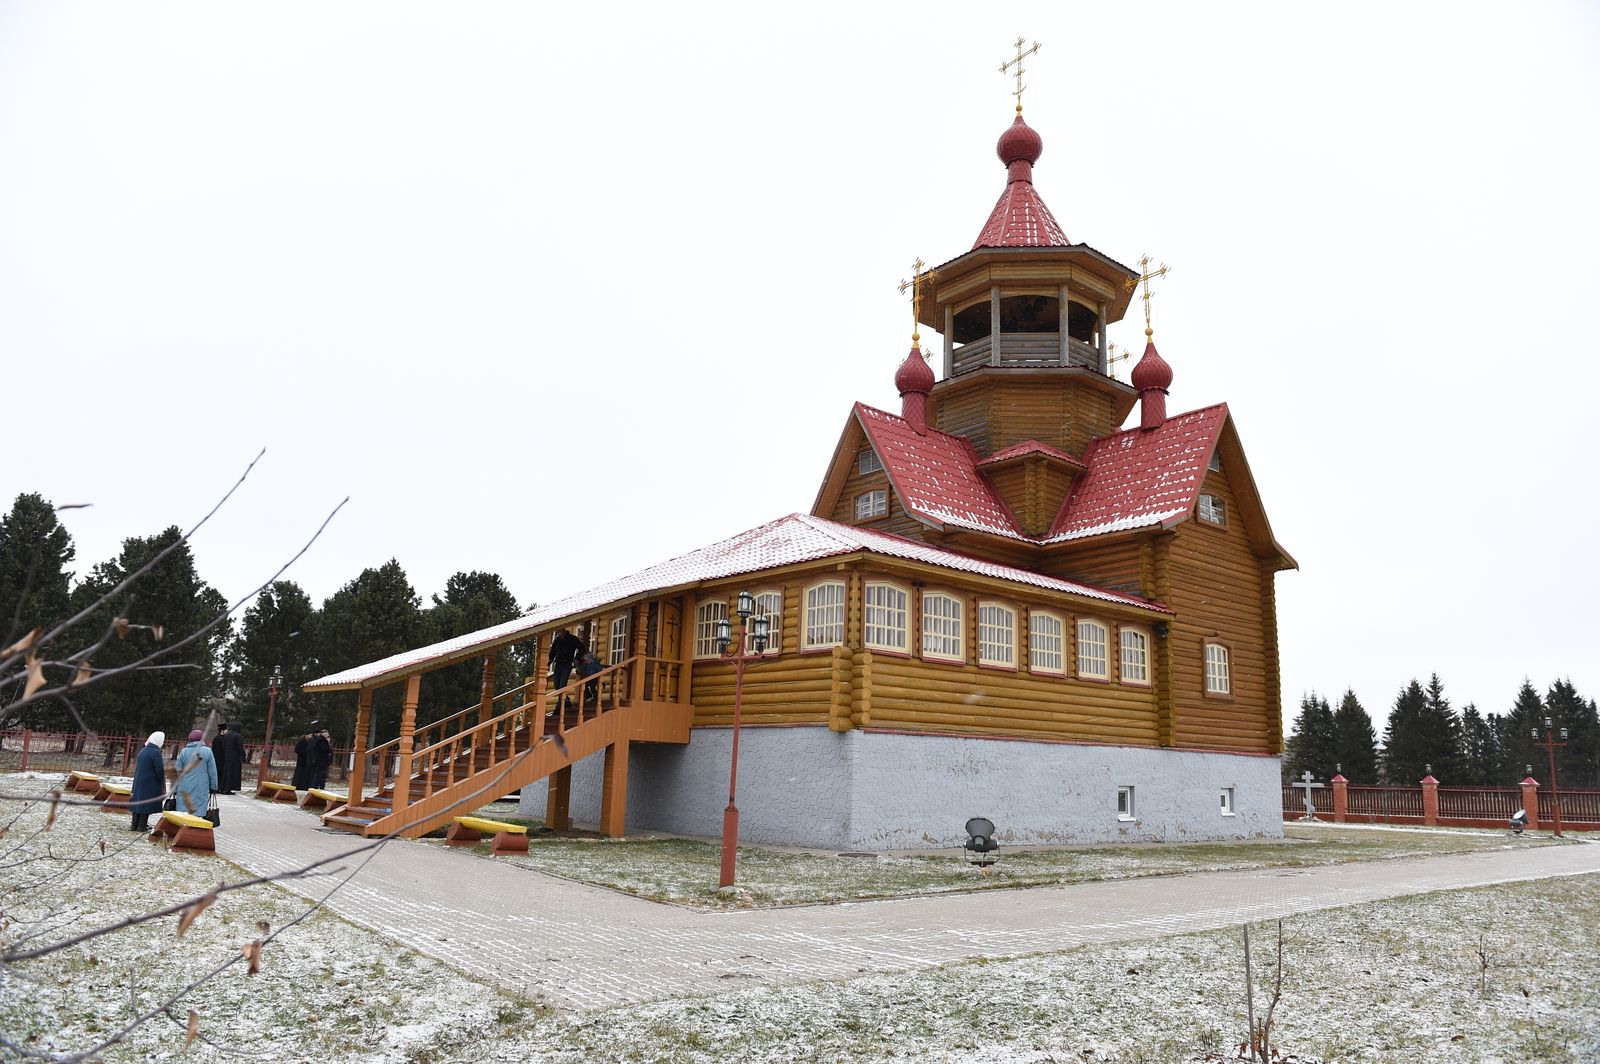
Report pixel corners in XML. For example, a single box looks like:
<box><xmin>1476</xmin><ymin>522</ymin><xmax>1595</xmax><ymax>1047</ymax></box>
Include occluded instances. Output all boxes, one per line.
<box><xmin>828</xmin><ymin>448</ymin><xmax>927</xmax><ymax>540</ymax></box>
<box><xmin>931</xmin><ymin>379</ymin><xmax>1124</xmax><ymax>459</ymax></box>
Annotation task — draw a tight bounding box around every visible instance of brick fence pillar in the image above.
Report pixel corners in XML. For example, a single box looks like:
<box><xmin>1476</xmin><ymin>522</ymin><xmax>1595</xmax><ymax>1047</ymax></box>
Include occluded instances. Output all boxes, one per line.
<box><xmin>1521</xmin><ymin>777</ymin><xmax>1540</xmax><ymax>830</ymax></box>
<box><xmin>1331</xmin><ymin>774</ymin><xmax>1348</xmax><ymax>823</ymax></box>
<box><xmin>1421</xmin><ymin>774</ymin><xmax>1439</xmax><ymax>826</ymax></box>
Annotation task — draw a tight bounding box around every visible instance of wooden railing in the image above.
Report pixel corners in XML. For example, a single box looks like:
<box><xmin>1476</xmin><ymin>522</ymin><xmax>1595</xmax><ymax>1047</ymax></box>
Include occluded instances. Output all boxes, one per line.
<box><xmin>1280</xmin><ymin>784</ymin><xmax>1333</xmax><ymax>817</ymax></box>
<box><xmin>1541</xmin><ymin>789</ymin><xmax>1600</xmax><ymax>824</ymax></box>
<box><xmin>1437</xmin><ymin>787</ymin><xmax>1521</xmax><ymax>822</ymax></box>
<box><xmin>366</xmin><ymin>678</ymin><xmax>537</xmax><ymax>800</ymax></box>
<box><xmin>1345</xmin><ymin>785</ymin><xmax>1424</xmax><ymax>820</ymax></box>
<box><xmin>951</xmin><ymin>333</ymin><xmax>1102</xmax><ymax>375</ymax></box>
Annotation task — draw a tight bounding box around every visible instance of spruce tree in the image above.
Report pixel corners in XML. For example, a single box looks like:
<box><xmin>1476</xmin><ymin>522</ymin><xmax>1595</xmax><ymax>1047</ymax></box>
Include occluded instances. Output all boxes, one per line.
<box><xmin>1459</xmin><ymin>703</ymin><xmax>1497</xmax><ymax>784</ymax></box>
<box><xmin>1500</xmin><ymin>680</ymin><xmax>1544</xmax><ymax>783</ymax></box>
<box><xmin>1331</xmin><ymin>689</ymin><xmax>1380</xmax><ymax>783</ymax></box>
<box><xmin>1380</xmin><ymin>679</ymin><xmax>1428</xmax><ymax>784</ymax></box>
<box><xmin>1416</xmin><ymin>674</ymin><xmax>1465</xmax><ymax>782</ymax></box>
<box><xmin>225</xmin><ymin>581</ymin><xmax>321</xmax><ymax>743</ymax></box>
<box><xmin>1285</xmin><ymin>693</ymin><xmax>1337</xmax><ymax>782</ymax></box>
<box><xmin>1545</xmin><ymin>679</ymin><xmax>1598</xmax><ymax>788</ymax></box>
<box><xmin>0</xmin><ymin>493</ymin><xmax>77</xmax><ymax>728</ymax></box>
<box><xmin>420</xmin><ymin>571</ymin><xmax>524</xmax><ymax>717</ymax></box>
<box><xmin>315</xmin><ymin>560</ymin><xmax>425</xmax><ymax>744</ymax></box>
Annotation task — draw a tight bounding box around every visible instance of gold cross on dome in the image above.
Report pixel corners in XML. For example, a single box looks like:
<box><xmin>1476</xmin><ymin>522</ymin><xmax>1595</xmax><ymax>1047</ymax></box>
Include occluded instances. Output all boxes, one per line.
<box><xmin>1107</xmin><ymin>343</ymin><xmax>1132</xmax><ymax>380</ymax></box>
<box><xmin>999</xmin><ymin>37</ymin><xmax>1042</xmax><ymax>114</ymax></box>
<box><xmin>897</xmin><ymin>258</ymin><xmax>937</xmax><ymax>347</ymax></box>
<box><xmin>1125</xmin><ymin>255</ymin><xmax>1170</xmax><ymax>339</ymax></box>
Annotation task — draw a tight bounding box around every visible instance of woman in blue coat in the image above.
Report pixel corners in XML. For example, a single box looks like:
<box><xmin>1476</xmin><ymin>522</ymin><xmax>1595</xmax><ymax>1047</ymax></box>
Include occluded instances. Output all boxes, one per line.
<box><xmin>129</xmin><ymin>731</ymin><xmax>166</xmax><ymax>832</ymax></box>
<box><xmin>172</xmin><ymin>729</ymin><xmax>218</xmax><ymax>818</ymax></box>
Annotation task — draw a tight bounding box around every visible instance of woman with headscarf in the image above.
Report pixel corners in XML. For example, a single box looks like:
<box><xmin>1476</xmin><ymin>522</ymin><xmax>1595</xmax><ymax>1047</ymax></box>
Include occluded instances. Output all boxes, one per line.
<box><xmin>172</xmin><ymin>729</ymin><xmax>218</xmax><ymax>818</ymax></box>
<box><xmin>130</xmin><ymin>731</ymin><xmax>167</xmax><ymax>832</ymax></box>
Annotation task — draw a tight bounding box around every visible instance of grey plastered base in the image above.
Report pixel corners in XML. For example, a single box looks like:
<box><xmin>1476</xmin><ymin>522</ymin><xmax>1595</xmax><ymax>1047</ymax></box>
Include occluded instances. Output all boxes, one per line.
<box><xmin>518</xmin><ymin>725</ymin><xmax>1284</xmax><ymax>850</ymax></box>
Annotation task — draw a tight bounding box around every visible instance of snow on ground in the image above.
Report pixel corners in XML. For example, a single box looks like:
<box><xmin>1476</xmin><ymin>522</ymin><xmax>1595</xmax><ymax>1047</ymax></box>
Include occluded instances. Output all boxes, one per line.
<box><xmin>3</xmin><ymin>773</ymin><xmax>1595</xmax><ymax>1063</ymax></box>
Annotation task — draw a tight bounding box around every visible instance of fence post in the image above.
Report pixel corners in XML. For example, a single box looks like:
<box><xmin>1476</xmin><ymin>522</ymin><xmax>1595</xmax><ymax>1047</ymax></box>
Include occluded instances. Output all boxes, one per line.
<box><xmin>1420</xmin><ymin>774</ymin><xmax>1439</xmax><ymax>826</ymax></box>
<box><xmin>1331</xmin><ymin>774</ymin><xmax>1348</xmax><ymax>823</ymax></box>
<box><xmin>121</xmin><ymin>735</ymin><xmax>133</xmax><ymax>773</ymax></box>
<box><xmin>1521</xmin><ymin>776</ymin><xmax>1540</xmax><ymax>830</ymax></box>
<box><xmin>20</xmin><ymin>730</ymin><xmax>30</xmax><ymax>773</ymax></box>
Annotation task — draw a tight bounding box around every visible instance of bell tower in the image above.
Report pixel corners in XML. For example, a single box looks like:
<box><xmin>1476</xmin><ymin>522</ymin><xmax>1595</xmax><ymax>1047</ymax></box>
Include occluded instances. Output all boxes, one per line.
<box><xmin>918</xmin><ymin>67</ymin><xmax>1141</xmax><ymax>459</ymax></box>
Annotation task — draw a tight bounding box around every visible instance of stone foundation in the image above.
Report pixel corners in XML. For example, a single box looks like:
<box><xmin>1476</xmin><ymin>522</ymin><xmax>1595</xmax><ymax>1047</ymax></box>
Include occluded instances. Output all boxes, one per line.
<box><xmin>519</xmin><ymin>724</ymin><xmax>1284</xmax><ymax>850</ymax></box>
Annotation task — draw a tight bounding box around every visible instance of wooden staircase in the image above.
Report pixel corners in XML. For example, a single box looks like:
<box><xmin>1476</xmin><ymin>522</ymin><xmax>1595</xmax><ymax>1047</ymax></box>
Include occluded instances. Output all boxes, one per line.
<box><xmin>322</xmin><ymin>655</ymin><xmax>690</xmax><ymax>839</ymax></box>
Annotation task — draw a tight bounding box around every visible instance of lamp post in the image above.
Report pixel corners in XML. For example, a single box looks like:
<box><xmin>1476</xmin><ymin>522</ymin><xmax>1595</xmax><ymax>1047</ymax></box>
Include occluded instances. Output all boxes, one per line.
<box><xmin>715</xmin><ymin>590</ymin><xmax>769</xmax><ymax>889</ymax></box>
<box><xmin>1530</xmin><ymin>715</ymin><xmax>1567</xmax><ymax>838</ymax></box>
<box><xmin>255</xmin><ymin>665</ymin><xmax>284</xmax><ymax>796</ymax></box>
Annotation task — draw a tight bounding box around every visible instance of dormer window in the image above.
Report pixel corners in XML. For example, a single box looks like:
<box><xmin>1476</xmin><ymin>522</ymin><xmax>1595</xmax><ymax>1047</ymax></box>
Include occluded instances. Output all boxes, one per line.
<box><xmin>855</xmin><ymin>490</ymin><xmax>887</xmax><ymax>520</ymax></box>
<box><xmin>1198</xmin><ymin>494</ymin><xmax>1226</xmax><ymax>527</ymax></box>
<box><xmin>857</xmin><ymin>449</ymin><xmax>883</xmax><ymax>475</ymax></box>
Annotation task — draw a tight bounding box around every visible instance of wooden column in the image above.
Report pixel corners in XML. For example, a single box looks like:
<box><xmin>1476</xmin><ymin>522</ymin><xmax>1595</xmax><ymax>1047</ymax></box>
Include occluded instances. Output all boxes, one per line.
<box><xmin>475</xmin><ymin>653</ymin><xmax>496</xmax><ymax>773</ymax></box>
<box><xmin>1153</xmin><ymin>538</ymin><xmax>1175</xmax><ymax>747</ymax></box>
<box><xmin>989</xmin><ymin>286</ymin><xmax>1001</xmax><ymax>366</ymax></box>
<box><xmin>1057</xmin><ymin>286</ymin><xmax>1070</xmax><ymax>365</ymax></box>
<box><xmin>1097</xmin><ymin>300</ymin><xmax>1109</xmax><ymax>371</ymax></box>
<box><xmin>546</xmin><ymin>765</ymin><xmax>571</xmax><ymax>831</ymax></box>
<box><xmin>677</xmin><ymin>594</ymin><xmax>696</xmax><ymax>707</ymax></box>
<box><xmin>532</xmin><ymin>632</ymin><xmax>550</xmax><ymax>733</ymax></box>
<box><xmin>348</xmin><ymin>688</ymin><xmax>373</xmax><ymax>802</ymax></box>
<box><xmin>391</xmin><ymin>674</ymin><xmax>421</xmax><ymax>813</ymax></box>
<box><xmin>599</xmin><ymin>740</ymin><xmax>630</xmax><ymax>837</ymax></box>
<box><xmin>629</xmin><ymin>605</ymin><xmax>648</xmax><ymax>703</ymax></box>
<box><xmin>943</xmin><ymin>305</ymin><xmax>955</xmax><ymax>379</ymax></box>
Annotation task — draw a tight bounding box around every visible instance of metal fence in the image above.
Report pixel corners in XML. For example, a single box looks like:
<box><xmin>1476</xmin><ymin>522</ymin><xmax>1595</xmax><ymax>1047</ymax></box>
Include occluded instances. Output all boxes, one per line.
<box><xmin>1280</xmin><ymin>778</ymin><xmax>1600</xmax><ymax>828</ymax></box>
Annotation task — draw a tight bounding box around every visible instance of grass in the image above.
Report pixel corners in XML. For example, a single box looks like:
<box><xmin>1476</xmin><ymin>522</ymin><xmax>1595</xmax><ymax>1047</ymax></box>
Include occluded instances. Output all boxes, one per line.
<box><xmin>436</xmin><ymin>817</ymin><xmax>1572</xmax><ymax>909</ymax></box>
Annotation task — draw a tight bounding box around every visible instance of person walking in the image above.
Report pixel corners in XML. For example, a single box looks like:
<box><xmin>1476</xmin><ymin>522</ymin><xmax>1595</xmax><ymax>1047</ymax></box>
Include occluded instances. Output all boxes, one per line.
<box><xmin>129</xmin><ymin>731</ymin><xmax>167</xmax><ymax>832</ymax></box>
<box><xmin>291</xmin><ymin>725</ymin><xmax>314</xmax><ymax>790</ymax></box>
<box><xmin>211</xmin><ymin>721</ymin><xmax>246</xmax><ymax>794</ymax></box>
<box><xmin>172</xmin><ymin>729</ymin><xmax>218</xmax><ymax>818</ymax></box>
<box><xmin>549</xmin><ymin>626</ymin><xmax>585</xmax><ymax>710</ymax></box>
<box><xmin>309</xmin><ymin>727</ymin><xmax>333</xmax><ymax>790</ymax></box>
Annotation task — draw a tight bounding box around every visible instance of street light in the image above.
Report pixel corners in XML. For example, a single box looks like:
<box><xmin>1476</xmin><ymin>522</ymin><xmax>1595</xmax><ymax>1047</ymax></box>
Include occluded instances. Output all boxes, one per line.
<box><xmin>1531</xmin><ymin>715</ymin><xmax>1568</xmax><ymax>838</ymax></box>
<box><xmin>255</xmin><ymin>665</ymin><xmax>284</xmax><ymax>798</ymax></box>
<box><xmin>715</xmin><ymin>591</ymin><xmax>768</xmax><ymax>889</ymax></box>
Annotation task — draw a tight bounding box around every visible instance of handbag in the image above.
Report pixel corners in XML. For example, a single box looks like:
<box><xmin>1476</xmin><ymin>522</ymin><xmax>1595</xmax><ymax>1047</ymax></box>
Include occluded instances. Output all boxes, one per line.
<box><xmin>206</xmin><ymin>791</ymin><xmax>221</xmax><ymax>827</ymax></box>
<box><xmin>162</xmin><ymin>793</ymin><xmax>177</xmax><ymax>812</ymax></box>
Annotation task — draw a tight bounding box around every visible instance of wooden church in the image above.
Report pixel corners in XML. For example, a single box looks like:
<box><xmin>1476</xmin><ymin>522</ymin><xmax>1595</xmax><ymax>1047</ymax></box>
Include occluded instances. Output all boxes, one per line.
<box><xmin>302</xmin><ymin>84</ymin><xmax>1296</xmax><ymax>850</ymax></box>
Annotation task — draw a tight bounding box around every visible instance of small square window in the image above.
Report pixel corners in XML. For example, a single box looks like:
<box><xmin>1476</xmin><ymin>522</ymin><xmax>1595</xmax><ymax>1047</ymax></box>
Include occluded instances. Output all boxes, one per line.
<box><xmin>1220</xmin><ymin>787</ymin><xmax>1236</xmax><ymax>816</ymax></box>
<box><xmin>1198</xmin><ymin>494</ymin><xmax>1226</xmax><ymax>526</ymax></box>
<box><xmin>857</xmin><ymin>449</ymin><xmax>883</xmax><ymax>475</ymax></box>
<box><xmin>1116</xmin><ymin>786</ymin><xmax>1136</xmax><ymax>821</ymax></box>
<box><xmin>855</xmin><ymin>490</ymin><xmax>887</xmax><ymax>520</ymax></box>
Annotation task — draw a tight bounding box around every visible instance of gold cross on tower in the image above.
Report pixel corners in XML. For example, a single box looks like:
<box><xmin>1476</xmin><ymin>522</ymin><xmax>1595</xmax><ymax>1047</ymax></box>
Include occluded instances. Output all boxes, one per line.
<box><xmin>898</xmin><ymin>258</ymin><xmax>937</xmax><ymax>348</ymax></box>
<box><xmin>1125</xmin><ymin>255</ymin><xmax>1170</xmax><ymax>340</ymax></box>
<box><xmin>999</xmin><ymin>37</ymin><xmax>1043</xmax><ymax>114</ymax></box>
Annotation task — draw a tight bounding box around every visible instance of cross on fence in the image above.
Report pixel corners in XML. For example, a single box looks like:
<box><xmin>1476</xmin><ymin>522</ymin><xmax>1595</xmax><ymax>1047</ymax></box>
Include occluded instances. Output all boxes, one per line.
<box><xmin>1291</xmin><ymin>770</ymin><xmax>1324</xmax><ymax>820</ymax></box>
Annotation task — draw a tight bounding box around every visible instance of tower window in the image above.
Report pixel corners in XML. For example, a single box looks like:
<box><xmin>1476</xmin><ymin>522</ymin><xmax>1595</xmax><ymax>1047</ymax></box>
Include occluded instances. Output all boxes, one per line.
<box><xmin>855</xmin><ymin>490</ymin><xmax>888</xmax><ymax>520</ymax></box>
<box><xmin>1205</xmin><ymin>643</ymin><xmax>1231</xmax><ymax>696</ymax></box>
<box><xmin>1208</xmin><ymin>451</ymin><xmax>1221</xmax><ymax>473</ymax></box>
<box><xmin>1198</xmin><ymin>494</ymin><xmax>1226</xmax><ymax>526</ymax></box>
<box><xmin>858</xmin><ymin>449</ymin><xmax>883</xmax><ymax>475</ymax></box>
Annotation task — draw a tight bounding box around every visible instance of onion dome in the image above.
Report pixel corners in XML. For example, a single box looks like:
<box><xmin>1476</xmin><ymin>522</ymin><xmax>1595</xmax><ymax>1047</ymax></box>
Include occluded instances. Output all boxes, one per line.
<box><xmin>1132</xmin><ymin>341</ymin><xmax>1172</xmax><ymax>432</ymax></box>
<box><xmin>973</xmin><ymin>115</ymin><xmax>1068</xmax><ymax>249</ymax></box>
<box><xmin>997</xmin><ymin>115</ymin><xmax>1044</xmax><ymax>171</ymax></box>
<box><xmin>896</xmin><ymin>345</ymin><xmax>934</xmax><ymax>435</ymax></box>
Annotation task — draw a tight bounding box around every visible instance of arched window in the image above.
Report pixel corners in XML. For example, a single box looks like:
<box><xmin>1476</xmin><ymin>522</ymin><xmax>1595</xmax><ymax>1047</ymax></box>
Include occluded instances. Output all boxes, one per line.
<box><xmin>608</xmin><ymin>614</ymin><xmax>629</xmax><ymax>664</ymax></box>
<box><xmin>1120</xmin><ymin>627</ymin><xmax>1150</xmax><ymax>685</ymax></box>
<box><xmin>977</xmin><ymin>601</ymin><xmax>1016</xmax><ymax>668</ymax></box>
<box><xmin>1076</xmin><ymin>619</ymin><xmax>1109</xmax><ymax>680</ymax></box>
<box><xmin>863</xmin><ymin>581</ymin><xmax>908</xmax><ymax>653</ymax></box>
<box><xmin>1205</xmin><ymin>643</ymin><xmax>1231</xmax><ymax>695</ymax></box>
<box><xmin>803</xmin><ymin>581</ymin><xmax>846</xmax><ymax>649</ymax></box>
<box><xmin>921</xmin><ymin>592</ymin><xmax>964</xmax><ymax>663</ymax></box>
<box><xmin>744</xmin><ymin>589</ymin><xmax>783</xmax><ymax>656</ymax></box>
<box><xmin>1029</xmin><ymin>610</ymin><xmax>1065</xmax><ymax>675</ymax></box>
<box><xmin>693</xmin><ymin>599</ymin><xmax>728</xmax><ymax>660</ymax></box>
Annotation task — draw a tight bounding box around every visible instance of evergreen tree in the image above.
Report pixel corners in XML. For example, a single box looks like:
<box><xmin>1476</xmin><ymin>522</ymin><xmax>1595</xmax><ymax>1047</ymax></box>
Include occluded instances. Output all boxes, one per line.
<box><xmin>420</xmin><ymin>571</ymin><xmax>525</xmax><ymax>717</ymax></box>
<box><xmin>314</xmin><ymin>560</ymin><xmax>425</xmax><ymax>745</ymax></box>
<box><xmin>1331</xmin><ymin>689</ymin><xmax>1380</xmax><ymax>783</ymax></box>
<box><xmin>1380</xmin><ymin>679</ymin><xmax>1429</xmax><ymax>784</ymax></box>
<box><xmin>225</xmin><ymin>581</ymin><xmax>321</xmax><ymax>743</ymax></box>
<box><xmin>1499</xmin><ymin>680</ymin><xmax>1544</xmax><ymax>783</ymax></box>
<box><xmin>1284</xmin><ymin>693</ymin><xmax>1337</xmax><ymax>782</ymax></box>
<box><xmin>67</xmin><ymin>527</ymin><xmax>231</xmax><ymax>737</ymax></box>
<box><xmin>0</xmin><ymin>493</ymin><xmax>77</xmax><ymax>727</ymax></box>
<box><xmin>1545</xmin><ymin>679</ymin><xmax>1599</xmax><ymax>788</ymax></box>
<box><xmin>1414</xmin><ymin>673</ymin><xmax>1464</xmax><ymax>781</ymax></box>
<box><xmin>1459</xmin><ymin>703</ymin><xmax>1497</xmax><ymax>784</ymax></box>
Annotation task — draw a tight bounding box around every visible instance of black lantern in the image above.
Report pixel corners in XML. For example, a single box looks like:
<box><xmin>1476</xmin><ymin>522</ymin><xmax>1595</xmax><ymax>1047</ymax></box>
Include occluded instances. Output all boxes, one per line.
<box><xmin>715</xmin><ymin>617</ymin><xmax>733</xmax><ymax>654</ymax></box>
<box><xmin>736</xmin><ymin>590</ymin><xmax>755</xmax><ymax>620</ymax></box>
<box><xmin>751</xmin><ymin>614</ymin><xmax>770</xmax><ymax>654</ymax></box>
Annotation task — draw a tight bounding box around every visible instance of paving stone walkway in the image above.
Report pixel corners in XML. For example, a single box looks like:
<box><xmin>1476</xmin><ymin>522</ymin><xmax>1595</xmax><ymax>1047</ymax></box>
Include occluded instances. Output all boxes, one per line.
<box><xmin>214</xmin><ymin>796</ymin><xmax>1600</xmax><ymax>1013</ymax></box>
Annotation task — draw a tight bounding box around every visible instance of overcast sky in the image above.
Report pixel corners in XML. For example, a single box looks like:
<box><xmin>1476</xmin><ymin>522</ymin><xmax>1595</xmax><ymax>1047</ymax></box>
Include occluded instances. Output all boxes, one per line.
<box><xmin>3</xmin><ymin>2</ymin><xmax>1596</xmax><ymax>726</ymax></box>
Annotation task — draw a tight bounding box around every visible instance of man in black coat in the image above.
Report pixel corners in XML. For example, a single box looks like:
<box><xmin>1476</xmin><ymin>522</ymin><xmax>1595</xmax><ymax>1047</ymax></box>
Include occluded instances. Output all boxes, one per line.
<box><xmin>309</xmin><ymin>728</ymin><xmax>334</xmax><ymax>790</ymax></box>
<box><xmin>211</xmin><ymin>722</ymin><xmax>247</xmax><ymax>794</ymax></box>
<box><xmin>549</xmin><ymin>626</ymin><xmax>585</xmax><ymax>710</ymax></box>
<box><xmin>291</xmin><ymin>726</ymin><xmax>315</xmax><ymax>790</ymax></box>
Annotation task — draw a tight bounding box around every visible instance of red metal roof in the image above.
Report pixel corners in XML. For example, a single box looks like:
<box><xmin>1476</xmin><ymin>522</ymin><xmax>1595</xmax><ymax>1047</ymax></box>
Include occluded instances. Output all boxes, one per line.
<box><xmin>1046</xmin><ymin>404</ymin><xmax>1229</xmax><ymax>542</ymax></box>
<box><xmin>973</xmin><ymin>115</ymin><xmax>1069</xmax><ymax>249</ymax></box>
<box><xmin>978</xmin><ymin>439</ymin><xmax>1085</xmax><ymax>469</ymax></box>
<box><xmin>854</xmin><ymin>404</ymin><xmax>1026</xmax><ymax>539</ymax></box>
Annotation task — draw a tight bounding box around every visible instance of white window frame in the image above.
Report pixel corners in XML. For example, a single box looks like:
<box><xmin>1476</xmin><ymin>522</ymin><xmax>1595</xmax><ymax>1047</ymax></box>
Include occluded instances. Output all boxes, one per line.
<box><xmin>1220</xmin><ymin>787</ymin><xmax>1236</xmax><ymax>816</ymax></box>
<box><xmin>693</xmin><ymin>599</ymin><xmax>728</xmax><ymax>660</ymax></box>
<box><xmin>1076</xmin><ymin>618</ymin><xmax>1109</xmax><ymax>681</ymax></box>
<box><xmin>1205</xmin><ymin>642</ymin><xmax>1232</xmax><ymax>695</ymax></box>
<box><xmin>862</xmin><ymin>580</ymin><xmax>909</xmax><ymax>653</ymax></box>
<box><xmin>743</xmin><ymin>588</ymin><xmax>783</xmax><ymax>656</ymax></box>
<box><xmin>1117</xmin><ymin>785</ymin><xmax>1136</xmax><ymax>822</ymax></box>
<box><xmin>977</xmin><ymin>601</ymin><xmax>1017</xmax><ymax>668</ymax></box>
<box><xmin>921</xmin><ymin>591</ymin><xmax>965</xmax><ymax>663</ymax></box>
<box><xmin>1028</xmin><ymin>610</ymin><xmax>1065</xmax><ymax>676</ymax></box>
<box><xmin>1198</xmin><ymin>493</ymin><xmax>1226</xmax><ymax>526</ymax></box>
<box><xmin>1120</xmin><ymin>627</ymin><xmax>1150</xmax><ymax>686</ymax></box>
<box><xmin>803</xmin><ymin>581</ymin><xmax>846</xmax><ymax>649</ymax></box>
<box><xmin>855</xmin><ymin>489</ymin><xmax>888</xmax><ymax>520</ymax></box>
<box><xmin>608</xmin><ymin>614</ymin><xmax>629</xmax><ymax>665</ymax></box>
<box><xmin>857</xmin><ymin>449</ymin><xmax>883</xmax><ymax>475</ymax></box>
